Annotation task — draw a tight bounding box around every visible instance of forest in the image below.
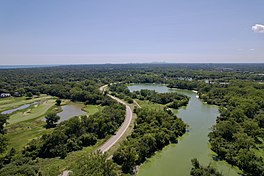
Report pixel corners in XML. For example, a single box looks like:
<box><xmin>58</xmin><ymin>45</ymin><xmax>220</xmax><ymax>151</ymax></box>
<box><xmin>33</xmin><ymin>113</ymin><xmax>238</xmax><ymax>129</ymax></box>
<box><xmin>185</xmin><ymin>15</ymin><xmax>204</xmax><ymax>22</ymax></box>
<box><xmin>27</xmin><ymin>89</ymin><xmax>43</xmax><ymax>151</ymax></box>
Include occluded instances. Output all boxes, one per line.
<box><xmin>0</xmin><ymin>63</ymin><xmax>264</xmax><ymax>175</ymax></box>
<box><xmin>113</xmin><ymin>107</ymin><xmax>186</xmax><ymax>174</ymax></box>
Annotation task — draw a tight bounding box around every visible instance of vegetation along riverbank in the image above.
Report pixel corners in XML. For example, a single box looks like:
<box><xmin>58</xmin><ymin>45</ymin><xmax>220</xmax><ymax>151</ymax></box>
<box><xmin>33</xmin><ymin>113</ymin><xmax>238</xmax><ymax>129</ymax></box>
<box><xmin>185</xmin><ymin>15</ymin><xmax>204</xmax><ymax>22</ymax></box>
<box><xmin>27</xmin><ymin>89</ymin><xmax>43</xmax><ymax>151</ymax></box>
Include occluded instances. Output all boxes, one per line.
<box><xmin>0</xmin><ymin>64</ymin><xmax>263</xmax><ymax>175</ymax></box>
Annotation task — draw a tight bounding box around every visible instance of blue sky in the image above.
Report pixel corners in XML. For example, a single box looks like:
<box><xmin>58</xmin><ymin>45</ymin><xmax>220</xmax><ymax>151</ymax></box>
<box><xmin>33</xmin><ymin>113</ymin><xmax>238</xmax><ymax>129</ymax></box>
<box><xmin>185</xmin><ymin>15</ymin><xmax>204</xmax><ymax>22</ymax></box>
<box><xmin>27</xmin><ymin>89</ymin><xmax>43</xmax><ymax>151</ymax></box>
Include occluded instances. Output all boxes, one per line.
<box><xmin>0</xmin><ymin>0</ymin><xmax>263</xmax><ymax>64</ymax></box>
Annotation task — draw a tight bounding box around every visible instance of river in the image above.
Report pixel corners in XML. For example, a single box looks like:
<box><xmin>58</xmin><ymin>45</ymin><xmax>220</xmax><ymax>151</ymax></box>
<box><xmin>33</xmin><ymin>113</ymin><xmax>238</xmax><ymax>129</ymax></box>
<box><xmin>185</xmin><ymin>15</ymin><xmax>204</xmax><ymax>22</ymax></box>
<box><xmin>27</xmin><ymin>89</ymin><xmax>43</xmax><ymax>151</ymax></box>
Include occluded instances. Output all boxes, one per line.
<box><xmin>128</xmin><ymin>84</ymin><xmax>239</xmax><ymax>176</ymax></box>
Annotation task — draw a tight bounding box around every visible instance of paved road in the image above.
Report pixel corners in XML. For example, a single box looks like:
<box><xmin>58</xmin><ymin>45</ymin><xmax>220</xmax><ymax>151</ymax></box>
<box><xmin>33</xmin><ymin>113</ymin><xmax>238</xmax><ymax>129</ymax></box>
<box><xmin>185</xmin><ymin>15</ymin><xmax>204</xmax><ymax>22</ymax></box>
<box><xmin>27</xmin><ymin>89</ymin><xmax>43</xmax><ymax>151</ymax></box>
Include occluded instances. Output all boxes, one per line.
<box><xmin>98</xmin><ymin>85</ymin><xmax>133</xmax><ymax>153</ymax></box>
<box><xmin>59</xmin><ymin>85</ymin><xmax>132</xmax><ymax>176</ymax></box>
<box><xmin>99</xmin><ymin>84</ymin><xmax>108</xmax><ymax>92</ymax></box>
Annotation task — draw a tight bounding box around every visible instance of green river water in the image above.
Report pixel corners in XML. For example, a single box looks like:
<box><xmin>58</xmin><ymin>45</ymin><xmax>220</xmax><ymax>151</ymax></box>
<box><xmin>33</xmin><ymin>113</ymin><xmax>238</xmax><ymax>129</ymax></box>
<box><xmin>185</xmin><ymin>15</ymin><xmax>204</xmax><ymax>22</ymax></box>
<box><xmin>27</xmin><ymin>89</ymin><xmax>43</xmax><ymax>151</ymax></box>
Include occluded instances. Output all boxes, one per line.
<box><xmin>128</xmin><ymin>84</ymin><xmax>239</xmax><ymax>176</ymax></box>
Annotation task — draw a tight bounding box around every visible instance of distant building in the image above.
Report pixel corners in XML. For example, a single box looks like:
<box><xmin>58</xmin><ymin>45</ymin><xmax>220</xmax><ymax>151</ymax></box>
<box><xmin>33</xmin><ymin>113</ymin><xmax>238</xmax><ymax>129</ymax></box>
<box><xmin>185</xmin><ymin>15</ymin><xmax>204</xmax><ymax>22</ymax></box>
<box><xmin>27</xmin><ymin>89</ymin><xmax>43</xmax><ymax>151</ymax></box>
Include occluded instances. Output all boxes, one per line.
<box><xmin>0</xmin><ymin>93</ymin><xmax>11</xmax><ymax>98</ymax></box>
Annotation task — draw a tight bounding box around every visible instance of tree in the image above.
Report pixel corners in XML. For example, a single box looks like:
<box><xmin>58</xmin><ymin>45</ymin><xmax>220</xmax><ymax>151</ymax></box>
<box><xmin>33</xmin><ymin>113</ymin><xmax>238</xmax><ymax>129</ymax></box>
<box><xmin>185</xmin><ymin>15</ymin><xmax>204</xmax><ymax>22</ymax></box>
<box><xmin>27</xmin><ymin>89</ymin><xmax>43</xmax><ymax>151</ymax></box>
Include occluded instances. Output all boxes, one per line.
<box><xmin>0</xmin><ymin>114</ymin><xmax>9</xmax><ymax>134</ymax></box>
<box><xmin>190</xmin><ymin>158</ymin><xmax>223</xmax><ymax>176</ymax></box>
<box><xmin>0</xmin><ymin>134</ymin><xmax>8</xmax><ymax>154</ymax></box>
<box><xmin>26</xmin><ymin>92</ymin><xmax>33</xmax><ymax>98</ymax></box>
<box><xmin>72</xmin><ymin>153</ymin><xmax>119</xmax><ymax>176</ymax></box>
<box><xmin>56</xmin><ymin>98</ymin><xmax>61</xmax><ymax>106</ymax></box>
<box><xmin>79</xmin><ymin>133</ymin><xmax>97</xmax><ymax>147</ymax></box>
<box><xmin>45</xmin><ymin>113</ymin><xmax>60</xmax><ymax>128</ymax></box>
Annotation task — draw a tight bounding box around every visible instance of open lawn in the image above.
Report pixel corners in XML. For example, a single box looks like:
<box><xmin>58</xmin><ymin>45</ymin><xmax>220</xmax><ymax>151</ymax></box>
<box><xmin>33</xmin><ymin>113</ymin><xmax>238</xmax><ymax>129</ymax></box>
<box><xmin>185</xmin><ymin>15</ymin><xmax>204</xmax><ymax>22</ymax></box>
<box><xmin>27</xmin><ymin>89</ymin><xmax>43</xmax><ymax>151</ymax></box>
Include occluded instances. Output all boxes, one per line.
<box><xmin>5</xmin><ymin>101</ymin><xmax>103</xmax><ymax>153</ymax></box>
<box><xmin>4</xmin><ymin>98</ymin><xmax>110</xmax><ymax>175</ymax></box>
<box><xmin>8</xmin><ymin>99</ymin><xmax>56</xmax><ymax>124</ymax></box>
<box><xmin>0</xmin><ymin>94</ymin><xmax>53</xmax><ymax>112</ymax></box>
<box><xmin>6</xmin><ymin>120</ymin><xmax>53</xmax><ymax>152</ymax></box>
<box><xmin>82</xmin><ymin>104</ymin><xmax>102</xmax><ymax>116</ymax></box>
<box><xmin>136</xmin><ymin>99</ymin><xmax>164</xmax><ymax>110</ymax></box>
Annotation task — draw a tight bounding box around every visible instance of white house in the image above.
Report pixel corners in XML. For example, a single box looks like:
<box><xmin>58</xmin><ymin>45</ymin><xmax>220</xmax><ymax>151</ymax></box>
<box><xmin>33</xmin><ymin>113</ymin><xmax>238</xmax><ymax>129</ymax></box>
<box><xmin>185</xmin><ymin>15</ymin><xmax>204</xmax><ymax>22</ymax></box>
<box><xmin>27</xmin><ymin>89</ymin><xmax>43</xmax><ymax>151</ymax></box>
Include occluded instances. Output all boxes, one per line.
<box><xmin>0</xmin><ymin>93</ymin><xmax>11</xmax><ymax>98</ymax></box>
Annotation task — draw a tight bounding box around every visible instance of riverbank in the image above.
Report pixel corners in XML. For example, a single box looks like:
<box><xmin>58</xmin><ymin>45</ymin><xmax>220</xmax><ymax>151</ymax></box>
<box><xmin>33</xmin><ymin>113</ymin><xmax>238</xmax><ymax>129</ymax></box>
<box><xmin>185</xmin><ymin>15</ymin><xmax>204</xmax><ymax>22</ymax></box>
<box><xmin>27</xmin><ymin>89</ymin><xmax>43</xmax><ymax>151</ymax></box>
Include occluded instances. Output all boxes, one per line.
<box><xmin>128</xmin><ymin>84</ymin><xmax>240</xmax><ymax>176</ymax></box>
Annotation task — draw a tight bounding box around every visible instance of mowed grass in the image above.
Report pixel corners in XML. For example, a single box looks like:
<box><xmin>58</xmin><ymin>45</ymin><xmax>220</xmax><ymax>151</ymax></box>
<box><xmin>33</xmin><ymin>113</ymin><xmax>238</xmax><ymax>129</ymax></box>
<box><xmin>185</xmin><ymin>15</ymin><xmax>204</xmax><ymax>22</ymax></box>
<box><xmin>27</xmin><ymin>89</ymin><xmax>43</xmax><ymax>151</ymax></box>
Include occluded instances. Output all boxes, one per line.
<box><xmin>6</xmin><ymin>101</ymin><xmax>101</xmax><ymax>153</ymax></box>
<box><xmin>4</xmin><ymin>99</ymin><xmax>108</xmax><ymax>175</ymax></box>
<box><xmin>0</xmin><ymin>96</ymin><xmax>25</xmax><ymax>106</ymax></box>
<box><xmin>136</xmin><ymin>99</ymin><xmax>164</xmax><ymax>110</ymax></box>
<box><xmin>82</xmin><ymin>104</ymin><xmax>102</xmax><ymax>116</ymax></box>
<box><xmin>0</xmin><ymin>94</ymin><xmax>53</xmax><ymax>112</ymax></box>
<box><xmin>5</xmin><ymin>97</ymin><xmax>60</xmax><ymax>152</ymax></box>
<box><xmin>6</xmin><ymin>120</ymin><xmax>53</xmax><ymax>152</ymax></box>
<box><xmin>8</xmin><ymin>99</ymin><xmax>56</xmax><ymax>124</ymax></box>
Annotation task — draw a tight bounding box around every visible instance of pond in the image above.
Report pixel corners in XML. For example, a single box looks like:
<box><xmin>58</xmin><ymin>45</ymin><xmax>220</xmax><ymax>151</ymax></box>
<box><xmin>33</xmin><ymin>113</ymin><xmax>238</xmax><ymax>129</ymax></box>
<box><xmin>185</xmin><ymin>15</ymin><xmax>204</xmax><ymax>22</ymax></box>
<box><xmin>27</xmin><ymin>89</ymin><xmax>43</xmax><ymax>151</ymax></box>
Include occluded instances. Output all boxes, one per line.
<box><xmin>1</xmin><ymin>102</ymin><xmax>38</xmax><ymax>115</ymax></box>
<box><xmin>57</xmin><ymin>104</ymin><xmax>86</xmax><ymax>123</ymax></box>
<box><xmin>128</xmin><ymin>84</ymin><xmax>239</xmax><ymax>176</ymax></box>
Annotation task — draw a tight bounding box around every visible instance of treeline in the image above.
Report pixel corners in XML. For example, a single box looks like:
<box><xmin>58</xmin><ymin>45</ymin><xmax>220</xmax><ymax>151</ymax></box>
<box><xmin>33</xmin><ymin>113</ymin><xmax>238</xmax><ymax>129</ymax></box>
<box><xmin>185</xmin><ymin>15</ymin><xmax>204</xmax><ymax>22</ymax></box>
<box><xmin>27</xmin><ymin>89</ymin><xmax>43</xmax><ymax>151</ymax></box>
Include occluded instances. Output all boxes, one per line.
<box><xmin>109</xmin><ymin>83</ymin><xmax>189</xmax><ymax>109</ymax></box>
<box><xmin>0</xmin><ymin>114</ymin><xmax>13</xmax><ymax>169</ymax></box>
<box><xmin>0</xmin><ymin>97</ymin><xmax>125</xmax><ymax>175</ymax></box>
<box><xmin>190</xmin><ymin>158</ymin><xmax>223</xmax><ymax>176</ymax></box>
<box><xmin>112</xmin><ymin>108</ymin><xmax>186</xmax><ymax>174</ymax></box>
<box><xmin>1</xmin><ymin>64</ymin><xmax>263</xmax><ymax>98</ymax></box>
<box><xmin>23</xmin><ymin>100</ymin><xmax>125</xmax><ymax>159</ymax></box>
<box><xmin>168</xmin><ymin>80</ymin><xmax>205</xmax><ymax>91</ymax></box>
<box><xmin>169</xmin><ymin>79</ymin><xmax>264</xmax><ymax>175</ymax></box>
<box><xmin>71</xmin><ymin>153</ymin><xmax>120</xmax><ymax>176</ymax></box>
<box><xmin>175</xmin><ymin>80</ymin><xmax>264</xmax><ymax>175</ymax></box>
<box><xmin>0</xmin><ymin>153</ymin><xmax>120</xmax><ymax>176</ymax></box>
<box><xmin>131</xmin><ymin>89</ymin><xmax>189</xmax><ymax>108</ymax></box>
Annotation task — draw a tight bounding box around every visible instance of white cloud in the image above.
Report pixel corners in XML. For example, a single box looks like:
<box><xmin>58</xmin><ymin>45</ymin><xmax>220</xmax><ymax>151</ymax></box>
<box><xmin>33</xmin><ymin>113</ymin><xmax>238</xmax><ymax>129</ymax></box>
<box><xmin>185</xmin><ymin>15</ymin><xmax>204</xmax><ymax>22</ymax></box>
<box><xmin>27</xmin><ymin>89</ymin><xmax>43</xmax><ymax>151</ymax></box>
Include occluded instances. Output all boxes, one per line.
<box><xmin>252</xmin><ymin>24</ymin><xmax>264</xmax><ymax>33</ymax></box>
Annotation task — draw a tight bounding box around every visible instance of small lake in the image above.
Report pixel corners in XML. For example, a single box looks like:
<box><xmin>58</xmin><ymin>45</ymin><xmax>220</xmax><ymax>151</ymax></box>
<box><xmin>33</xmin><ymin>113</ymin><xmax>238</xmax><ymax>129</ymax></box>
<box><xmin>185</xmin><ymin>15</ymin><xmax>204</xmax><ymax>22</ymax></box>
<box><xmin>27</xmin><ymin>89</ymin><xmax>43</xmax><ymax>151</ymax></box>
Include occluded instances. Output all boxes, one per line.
<box><xmin>128</xmin><ymin>84</ymin><xmax>239</xmax><ymax>176</ymax></box>
<box><xmin>57</xmin><ymin>104</ymin><xmax>86</xmax><ymax>123</ymax></box>
<box><xmin>1</xmin><ymin>102</ymin><xmax>38</xmax><ymax>115</ymax></box>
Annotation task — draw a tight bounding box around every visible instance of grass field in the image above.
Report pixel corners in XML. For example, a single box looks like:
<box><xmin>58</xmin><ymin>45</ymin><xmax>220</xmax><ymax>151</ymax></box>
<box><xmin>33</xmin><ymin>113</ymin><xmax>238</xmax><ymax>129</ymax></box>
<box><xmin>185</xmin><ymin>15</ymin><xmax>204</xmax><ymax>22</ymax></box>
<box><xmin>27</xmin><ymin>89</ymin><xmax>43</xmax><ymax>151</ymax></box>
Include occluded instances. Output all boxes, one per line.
<box><xmin>82</xmin><ymin>104</ymin><xmax>102</xmax><ymax>116</ymax></box>
<box><xmin>6</xmin><ymin>120</ymin><xmax>53</xmax><ymax>152</ymax></box>
<box><xmin>8</xmin><ymin>99</ymin><xmax>56</xmax><ymax>124</ymax></box>
<box><xmin>136</xmin><ymin>99</ymin><xmax>164</xmax><ymax>110</ymax></box>
<box><xmin>0</xmin><ymin>94</ymin><xmax>53</xmax><ymax>112</ymax></box>
<box><xmin>5</xmin><ymin>101</ymin><xmax>103</xmax><ymax>153</ymax></box>
<box><xmin>2</xmin><ymin>97</ymin><xmax>111</xmax><ymax>175</ymax></box>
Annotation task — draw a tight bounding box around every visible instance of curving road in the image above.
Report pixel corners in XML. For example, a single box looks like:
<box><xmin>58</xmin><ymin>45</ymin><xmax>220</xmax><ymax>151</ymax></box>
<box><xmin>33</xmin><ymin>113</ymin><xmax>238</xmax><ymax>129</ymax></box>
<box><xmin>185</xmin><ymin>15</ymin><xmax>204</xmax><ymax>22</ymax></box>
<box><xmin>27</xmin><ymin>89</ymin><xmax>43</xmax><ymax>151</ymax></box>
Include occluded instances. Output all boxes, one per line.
<box><xmin>59</xmin><ymin>85</ymin><xmax>133</xmax><ymax>176</ymax></box>
<box><xmin>98</xmin><ymin>85</ymin><xmax>133</xmax><ymax>153</ymax></box>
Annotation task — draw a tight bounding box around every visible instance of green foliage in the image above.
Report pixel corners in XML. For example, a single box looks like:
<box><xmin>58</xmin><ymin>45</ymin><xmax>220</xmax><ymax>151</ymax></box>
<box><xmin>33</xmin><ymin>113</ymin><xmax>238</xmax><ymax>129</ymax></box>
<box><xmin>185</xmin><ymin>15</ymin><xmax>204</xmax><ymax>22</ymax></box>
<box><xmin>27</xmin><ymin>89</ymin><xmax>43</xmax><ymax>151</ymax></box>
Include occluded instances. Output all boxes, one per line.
<box><xmin>0</xmin><ymin>114</ymin><xmax>9</xmax><ymax>166</ymax></box>
<box><xmin>71</xmin><ymin>153</ymin><xmax>119</xmax><ymax>176</ymax></box>
<box><xmin>0</xmin><ymin>134</ymin><xmax>8</xmax><ymax>154</ymax></box>
<box><xmin>113</xmin><ymin>108</ymin><xmax>186</xmax><ymax>174</ymax></box>
<box><xmin>132</xmin><ymin>89</ymin><xmax>189</xmax><ymax>108</ymax></box>
<box><xmin>56</xmin><ymin>98</ymin><xmax>61</xmax><ymax>106</ymax></box>
<box><xmin>0</xmin><ymin>114</ymin><xmax>9</xmax><ymax>134</ymax></box>
<box><xmin>24</xmin><ymin>102</ymin><xmax>125</xmax><ymax>159</ymax></box>
<box><xmin>78</xmin><ymin>133</ymin><xmax>97</xmax><ymax>147</ymax></box>
<box><xmin>168</xmin><ymin>80</ymin><xmax>204</xmax><ymax>91</ymax></box>
<box><xmin>0</xmin><ymin>157</ymin><xmax>39</xmax><ymax>176</ymax></box>
<box><xmin>204</xmin><ymin>81</ymin><xmax>264</xmax><ymax>175</ymax></box>
<box><xmin>190</xmin><ymin>158</ymin><xmax>223</xmax><ymax>176</ymax></box>
<box><xmin>26</xmin><ymin>92</ymin><xmax>33</xmax><ymax>98</ymax></box>
<box><xmin>0</xmin><ymin>64</ymin><xmax>264</xmax><ymax>174</ymax></box>
<box><xmin>45</xmin><ymin>113</ymin><xmax>60</xmax><ymax>128</ymax></box>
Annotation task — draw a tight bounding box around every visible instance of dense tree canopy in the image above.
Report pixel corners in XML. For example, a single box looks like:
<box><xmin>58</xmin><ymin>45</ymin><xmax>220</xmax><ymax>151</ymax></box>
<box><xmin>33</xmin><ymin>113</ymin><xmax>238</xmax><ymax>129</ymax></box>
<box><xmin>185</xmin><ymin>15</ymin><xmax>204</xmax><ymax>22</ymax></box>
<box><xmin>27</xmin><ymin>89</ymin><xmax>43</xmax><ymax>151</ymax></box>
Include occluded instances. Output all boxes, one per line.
<box><xmin>45</xmin><ymin>113</ymin><xmax>60</xmax><ymax>128</ymax></box>
<box><xmin>190</xmin><ymin>158</ymin><xmax>223</xmax><ymax>176</ymax></box>
<box><xmin>0</xmin><ymin>114</ymin><xmax>9</xmax><ymax>134</ymax></box>
<box><xmin>24</xmin><ymin>99</ymin><xmax>125</xmax><ymax>159</ymax></box>
<box><xmin>0</xmin><ymin>64</ymin><xmax>263</xmax><ymax>175</ymax></box>
<box><xmin>113</xmin><ymin>108</ymin><xmax>186</xmax><ymax>174</ymax></box>
<box><xmin>71</xmin><ymin>153</ymin><xmax>119</xmax><ymax>176</ymax></box>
